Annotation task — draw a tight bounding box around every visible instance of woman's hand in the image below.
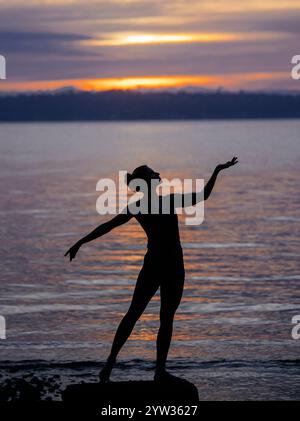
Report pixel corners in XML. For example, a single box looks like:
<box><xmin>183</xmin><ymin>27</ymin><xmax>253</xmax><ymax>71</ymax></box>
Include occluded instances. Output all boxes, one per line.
<box><xmin>64</xmin><ymin>241</ymin><xmax>82</xmax><ymax>262</ymax></box>
<box><xmin>216</xmin><ymin>156</ymin><xmax>238</xmax><ymax>171</ymax></box>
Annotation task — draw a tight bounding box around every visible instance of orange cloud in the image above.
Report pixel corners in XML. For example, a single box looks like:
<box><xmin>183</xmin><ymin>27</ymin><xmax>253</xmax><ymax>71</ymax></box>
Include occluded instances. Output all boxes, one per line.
<box><xmin>80</xmin><ymin>31</ymin><xmax>281</xmax><ymax>47</ymax></box>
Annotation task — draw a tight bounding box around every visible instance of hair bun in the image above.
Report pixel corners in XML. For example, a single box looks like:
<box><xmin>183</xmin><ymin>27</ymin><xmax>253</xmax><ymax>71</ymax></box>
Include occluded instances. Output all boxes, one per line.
<box><xmin>126</xmin><ymin>172</ymin><xmax>133</xmax><ymax>186</ymax></box>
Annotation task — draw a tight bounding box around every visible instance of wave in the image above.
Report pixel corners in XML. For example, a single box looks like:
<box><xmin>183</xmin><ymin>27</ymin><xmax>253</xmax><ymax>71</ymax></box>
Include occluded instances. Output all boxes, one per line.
<box><xmin>2</xmin><ymin>301</ymin><xmax>300</xmax><ymax>316</ymax></box>
<box><xmin>1</xmin><ymin>358</ymin><xmax>300</xmax><ymax>372</ymax></box>
<box><xmin>184</xmin><ymin>242</ymin><xmax>263</xmax><ymax>249</ymax></box>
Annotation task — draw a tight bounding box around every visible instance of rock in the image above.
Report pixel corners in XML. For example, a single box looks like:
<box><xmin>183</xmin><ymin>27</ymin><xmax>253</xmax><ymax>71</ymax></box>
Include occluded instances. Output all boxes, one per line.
<box><xmin>62</xmin><ymin>378</ymin><xmax>199</xmax><ymax>404</ymax></box>
<box><xmin>0</xmin><ymin>378</ymin><xmax>41</xmax><ymax>402</ymax></box>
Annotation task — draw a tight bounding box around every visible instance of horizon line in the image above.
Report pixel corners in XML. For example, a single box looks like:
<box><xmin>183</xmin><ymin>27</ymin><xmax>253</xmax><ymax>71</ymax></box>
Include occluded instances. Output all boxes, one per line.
<box><xmin>0</xmin><ymin>71</ymin><xmax>298</xmax><ymax>94</ymax></box>
<box><xmin>1</xmin><ymin>86</ymin><xmax>300</xmax><ymax>97</ymax></box>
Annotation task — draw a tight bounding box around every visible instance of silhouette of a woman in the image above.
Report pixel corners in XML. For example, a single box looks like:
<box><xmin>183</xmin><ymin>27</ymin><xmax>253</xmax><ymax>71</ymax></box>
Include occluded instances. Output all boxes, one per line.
<box><xmin>65</xmin><ymin>158</ymin><xmax>238</xmax><ymax>382</ymax></box>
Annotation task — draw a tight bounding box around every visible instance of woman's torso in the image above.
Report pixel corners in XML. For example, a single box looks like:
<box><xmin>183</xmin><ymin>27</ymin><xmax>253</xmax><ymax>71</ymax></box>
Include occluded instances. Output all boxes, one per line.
<box><xmin>135</xmin><ymin>212</ymin><xmax>181</xmax><ymax>252</ymax></box>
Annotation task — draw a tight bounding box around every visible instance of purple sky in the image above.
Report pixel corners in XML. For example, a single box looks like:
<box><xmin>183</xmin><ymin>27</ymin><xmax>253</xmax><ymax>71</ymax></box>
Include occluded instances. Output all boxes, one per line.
<box><xmin>0</xmin><ymin>0</ymin><xmax>299</xmax><ymax>91</ymax></box>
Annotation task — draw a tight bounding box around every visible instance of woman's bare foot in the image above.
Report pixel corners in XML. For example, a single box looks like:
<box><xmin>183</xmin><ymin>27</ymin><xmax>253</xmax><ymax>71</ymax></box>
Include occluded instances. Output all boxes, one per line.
<box><xmin>154</xmin><ymin>368</ymin><xmax>182</xmax><ymax>383</ymax></box>
<box><xmin>99</xmin><ymin>357</ymin><xmax>115</xmax><ymax>383</ymax></box>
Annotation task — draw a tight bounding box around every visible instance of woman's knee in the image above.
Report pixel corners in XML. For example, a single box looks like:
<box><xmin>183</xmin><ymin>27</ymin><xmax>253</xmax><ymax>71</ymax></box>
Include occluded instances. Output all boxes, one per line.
<box><xmin>159</xmin><ymin>307</ymin><xmax>177</xmax><ymax>325</ymax></box>
<box><xmin>159</xmin><ymin>292</ymin><xmax>182</xmax><ymax>322</ymax></box>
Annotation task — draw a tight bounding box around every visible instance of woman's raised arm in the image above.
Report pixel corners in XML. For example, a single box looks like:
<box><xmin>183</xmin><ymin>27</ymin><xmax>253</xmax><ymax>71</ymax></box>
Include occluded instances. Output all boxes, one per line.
<box><xmin>171</xmin><ymin>157</ymin><xmax>238</xmax><ymax>208</ymax></box>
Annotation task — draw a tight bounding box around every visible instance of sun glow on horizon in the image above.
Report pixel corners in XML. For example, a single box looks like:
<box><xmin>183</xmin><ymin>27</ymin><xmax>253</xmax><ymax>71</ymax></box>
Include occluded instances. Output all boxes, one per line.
<box><xmin>82</xmin><ymin>75</ymin><xmax>216</xmax><ymax>90</ymax></box>
<box><xmin>0</xmin><ymin>72</ymin><xmax>290</xmax><ymax>93</ymax></box>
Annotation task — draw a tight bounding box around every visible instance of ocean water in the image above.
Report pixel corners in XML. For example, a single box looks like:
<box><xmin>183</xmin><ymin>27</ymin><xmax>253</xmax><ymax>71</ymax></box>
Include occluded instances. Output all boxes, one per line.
<box><xmin>0</xmin><ymin>120</ymin><xmax>300</xmax><ymax>400</ymax></box>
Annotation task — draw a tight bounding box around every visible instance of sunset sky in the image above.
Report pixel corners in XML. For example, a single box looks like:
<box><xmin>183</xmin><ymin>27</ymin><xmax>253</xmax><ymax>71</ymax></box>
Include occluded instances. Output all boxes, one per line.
<box><xmin>0</xmin><ymin>0</ymin><xmax>299</xmax><ymax>92</ymax></box>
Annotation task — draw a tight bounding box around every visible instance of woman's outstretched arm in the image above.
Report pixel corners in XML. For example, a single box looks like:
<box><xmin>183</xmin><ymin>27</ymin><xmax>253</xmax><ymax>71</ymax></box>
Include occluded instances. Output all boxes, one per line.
<box><xmin>172</xmin><ymin>156</ymin><xmax>238</xmax><ymax>207</ymax></box>
<box><xmin>204</xmin><ymin>156</ymin><xmax>238</xmax><ymax>200</ymax></box>
<box><xmin>65</xmin><ymin>211</ymin><xmax>133</xmax><ymax>261</ymax></box>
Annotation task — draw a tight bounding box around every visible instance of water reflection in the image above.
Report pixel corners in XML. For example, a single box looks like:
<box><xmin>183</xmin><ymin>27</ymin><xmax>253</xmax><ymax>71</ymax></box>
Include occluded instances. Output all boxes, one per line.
<box><xmin>0</xmin><ymin>121</ymin><xmax>300</xmax><ymax>397</ymax></box>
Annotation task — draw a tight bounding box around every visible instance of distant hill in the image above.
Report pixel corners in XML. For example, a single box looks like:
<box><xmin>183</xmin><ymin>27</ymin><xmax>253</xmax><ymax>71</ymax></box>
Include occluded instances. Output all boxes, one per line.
<box><xmin>0</xmin><ymin>89</ymin><xmax>300</xmax><ymax>121</ymax></box>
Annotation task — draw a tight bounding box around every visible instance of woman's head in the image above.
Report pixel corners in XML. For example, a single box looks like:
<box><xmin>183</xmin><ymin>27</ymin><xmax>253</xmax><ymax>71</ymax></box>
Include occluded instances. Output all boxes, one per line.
<box><xmin>126</xmin><ymin>165</ymin><xmax>161</xmax><ymax>189</ymax></box>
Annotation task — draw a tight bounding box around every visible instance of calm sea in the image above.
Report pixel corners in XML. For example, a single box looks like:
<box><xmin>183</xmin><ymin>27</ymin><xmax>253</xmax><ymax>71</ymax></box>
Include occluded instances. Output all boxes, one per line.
<box><xmin>0</xmin><ymin>120</ymin><xmax>300</xmax><ymax>400</ymax></box>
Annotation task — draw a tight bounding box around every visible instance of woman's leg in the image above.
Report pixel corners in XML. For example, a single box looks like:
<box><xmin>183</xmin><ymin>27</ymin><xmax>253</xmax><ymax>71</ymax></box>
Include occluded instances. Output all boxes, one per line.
<box><xmin>100</xmin><ymin>260</ymin><xmax>159</xmax><ymax>382</ymax></box>
<box><xmin>155</xmin><ymin>273</ymin><xmax>184</xmax><ymax>380</ymax></box>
